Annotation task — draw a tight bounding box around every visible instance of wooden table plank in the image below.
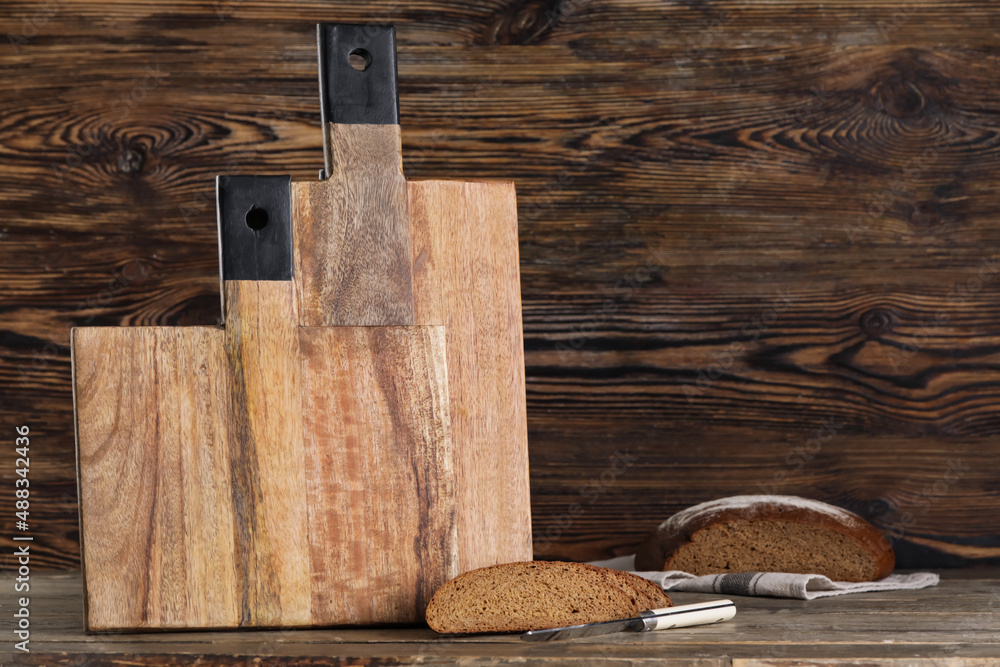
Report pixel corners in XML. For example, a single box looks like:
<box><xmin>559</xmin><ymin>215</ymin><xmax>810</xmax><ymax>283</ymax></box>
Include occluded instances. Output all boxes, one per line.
<box><xmin>5</xmin><ymin>569</ymin><xmax>1000</xmax><ymax>665</ymax></box>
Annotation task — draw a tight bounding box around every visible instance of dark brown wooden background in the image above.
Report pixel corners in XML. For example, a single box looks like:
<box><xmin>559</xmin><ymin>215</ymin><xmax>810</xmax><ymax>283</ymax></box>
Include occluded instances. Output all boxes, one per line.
<box><xmin>3</xmin><ymin>0</ymin><xmax>1000</xmax><ymax>572</ymax></box>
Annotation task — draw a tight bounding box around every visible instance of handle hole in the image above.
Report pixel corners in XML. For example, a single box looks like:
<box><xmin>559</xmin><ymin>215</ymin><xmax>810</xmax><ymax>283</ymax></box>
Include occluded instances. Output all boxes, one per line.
<box><xmin>245</xmin><ymin>204</ymin><xmax>269</xmax><ymax>231</ymax></box>
<box><xmin>349</xmin><ymin>48</ymin><xmax>371</xmax><ymax>71</ymax></box>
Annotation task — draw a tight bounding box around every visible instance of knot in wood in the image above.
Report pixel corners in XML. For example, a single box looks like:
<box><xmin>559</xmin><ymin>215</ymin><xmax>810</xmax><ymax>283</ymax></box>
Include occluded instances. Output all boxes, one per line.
<box><xmin>487</xmin><ymin>0</ymin><xmax>560</xmax><ymax>45</ymax></box>
<box><xmin>874</xmin><ymin>74</ymin><xmax>926</xmax><ymax>119</ymax></box>
<box><xmin>860</xmin><ymin>308</ymin><xmax>895</xmax><ymax>338</ymax></box>
<box><xmin>117</xmin><ymin>148</ymin><xmax>144</xmax><ymax>174</ymax></box>
<box><xmin>910</xmin><ymin>201</ymin><xmax>941</xmax><ymax>228</ymax></box>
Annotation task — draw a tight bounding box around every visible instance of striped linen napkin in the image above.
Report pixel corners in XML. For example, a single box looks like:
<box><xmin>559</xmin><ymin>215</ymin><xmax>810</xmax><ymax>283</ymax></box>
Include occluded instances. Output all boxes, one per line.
<box><xmin>589</xmin><ymin>555</ymin><xmax>939</xmax><ymax>600</ymax></box>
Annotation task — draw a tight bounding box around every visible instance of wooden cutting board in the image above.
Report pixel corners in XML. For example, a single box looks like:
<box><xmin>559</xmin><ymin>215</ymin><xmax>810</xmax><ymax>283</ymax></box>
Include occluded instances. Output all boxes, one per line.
<box><xmin>71</xmin><ymin>24</ymin><xmax>531</xmax><ymax>631</ymax></box>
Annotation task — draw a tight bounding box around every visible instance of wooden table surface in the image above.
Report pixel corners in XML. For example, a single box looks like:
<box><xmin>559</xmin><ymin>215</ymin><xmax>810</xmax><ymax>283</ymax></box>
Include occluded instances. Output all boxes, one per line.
<box><xmin>5</xmin><ymin>568</ymin><xmax>1000</xmax><ymax>665</ymax></box>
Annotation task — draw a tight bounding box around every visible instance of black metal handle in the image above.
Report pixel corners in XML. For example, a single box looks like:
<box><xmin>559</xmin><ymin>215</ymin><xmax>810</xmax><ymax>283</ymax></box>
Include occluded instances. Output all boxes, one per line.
<box><xmin>216</xmin><ymin>175</ymin><xmax>293</xmax><ymax>282</ymax></box>
<box><xmin>317</xmin><ymin>23</ymin><xmax>399</xmax><ymax>127</ymax></box>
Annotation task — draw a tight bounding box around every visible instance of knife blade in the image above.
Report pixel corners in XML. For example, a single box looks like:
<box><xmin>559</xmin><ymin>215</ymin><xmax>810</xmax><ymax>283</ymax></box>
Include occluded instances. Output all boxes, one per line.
<box><xmin>520</xmin><ymin>599</ymin><xmax>736</xmax><ymax>642</ymax></box>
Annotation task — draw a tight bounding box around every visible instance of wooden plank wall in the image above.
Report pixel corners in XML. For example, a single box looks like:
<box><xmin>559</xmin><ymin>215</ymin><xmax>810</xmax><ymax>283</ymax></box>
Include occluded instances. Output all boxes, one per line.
<box><xmin>2</xmin><ymin>0</ymin><xmax>1000</xmax><ymax>570</ymax></box>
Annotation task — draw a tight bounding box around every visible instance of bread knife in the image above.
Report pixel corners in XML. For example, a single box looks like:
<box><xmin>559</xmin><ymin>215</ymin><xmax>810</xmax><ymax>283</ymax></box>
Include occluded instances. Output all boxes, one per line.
<box><xmin>520</xmin><ymin>599</ymin><xmax>736</xmax><ymax>641</ymax></box>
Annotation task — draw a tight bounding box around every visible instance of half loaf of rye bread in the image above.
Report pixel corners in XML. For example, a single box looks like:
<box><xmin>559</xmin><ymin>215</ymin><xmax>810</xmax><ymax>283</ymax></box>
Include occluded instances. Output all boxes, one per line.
<box><xmin>634</xmin><ymin>495</ymin><xmax>894</xmax><ymax>581</ymax></box>
<box><xmin>425</xmin><ymin>561</ymin><xmax>671</xmax><ymax>634</ymax></box>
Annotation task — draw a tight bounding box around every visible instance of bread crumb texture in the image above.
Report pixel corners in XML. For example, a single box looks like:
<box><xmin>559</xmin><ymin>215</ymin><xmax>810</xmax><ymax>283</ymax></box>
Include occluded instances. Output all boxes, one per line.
<box><xmin>424</xmin><ymin>561</ymin><xmax>671</xmax><ymax>634</ymax></box>
<box><xmin>668</xmin><ymin>519</ymin><xmax>880</xmax><ymax>581</ymax></box>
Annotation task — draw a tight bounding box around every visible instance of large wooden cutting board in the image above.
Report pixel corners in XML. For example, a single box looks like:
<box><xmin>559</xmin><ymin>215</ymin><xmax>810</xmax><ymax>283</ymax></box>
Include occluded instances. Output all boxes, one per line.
<box><xmin>72</xmin><ymin>23</ymin><xmax>530</xmax><ymax>632</ymax></box>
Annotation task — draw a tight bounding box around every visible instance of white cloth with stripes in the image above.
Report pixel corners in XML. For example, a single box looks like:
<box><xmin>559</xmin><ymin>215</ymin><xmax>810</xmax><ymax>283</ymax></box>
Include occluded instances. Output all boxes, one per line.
<box><xmin>589</xmin><ymin>555</ymin><xmax>939</xmax><ymax>600</ymax></box>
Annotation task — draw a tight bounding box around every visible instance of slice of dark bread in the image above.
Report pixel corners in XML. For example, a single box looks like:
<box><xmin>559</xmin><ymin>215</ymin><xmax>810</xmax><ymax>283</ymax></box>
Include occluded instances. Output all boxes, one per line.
<box><xmin>424</xmin><ymin>561</ymin><xmax>671</xmax><ymax>634</ymax></box>
<box><xmin>634</xmin><ymin>495</ymin><xmax>894</xmax><ymax>582</ymax></box>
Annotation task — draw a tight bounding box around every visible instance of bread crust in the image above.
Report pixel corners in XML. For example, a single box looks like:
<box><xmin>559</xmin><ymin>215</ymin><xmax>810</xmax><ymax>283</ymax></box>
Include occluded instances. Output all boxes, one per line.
<box><xmin>634</xmin><ymin>495</ymin><xmax>894</xmax><ymax>580</ymax></box>
<box><xmin>425</xmin><ymin>560</ymin><xmax>671</xmax><ymax>633</ymax></box>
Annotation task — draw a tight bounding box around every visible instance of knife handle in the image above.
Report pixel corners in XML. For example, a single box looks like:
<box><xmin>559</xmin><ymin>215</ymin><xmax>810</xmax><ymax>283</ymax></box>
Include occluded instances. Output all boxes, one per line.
<box><xmin>639</xmin><ymin>599</ymin><xmax>736</xmax><ymax>631</ymax></box>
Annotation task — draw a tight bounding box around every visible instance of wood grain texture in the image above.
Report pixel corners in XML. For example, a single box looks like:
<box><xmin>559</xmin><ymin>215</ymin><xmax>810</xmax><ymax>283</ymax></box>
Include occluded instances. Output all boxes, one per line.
<box><xmin>292</xmin><ymin>124</ymin><xmax>413</xmax><ymax>326</ymax></box>
<box><xmin>222</xmin><ymin>280</ymin><xmax>311</xmax><ymax>627</ymax></box>
<box><xmin>734</xmin><ymin>663</ymin><xmax>1000</xmax><ymax>667</ymax></box>
<box><xmin>74</xmin><ymin>286</ymin><xmax>461</xmax><ymax>628</ymax></box>
<box><xmin>9</xmin><ymin>569</ymin><xmax>1000</xmax><ymax>665</ymax></box>
<box><xmin>299</xmin><ymin>325</ymin><xmax>455</xmax><ymax>623</ymax></box>
<box><xmin>7</xmin><ymin>0</ymin><xmax>1000</xmax><ymax>571</ymax></box>
<box><xmin>408</xmin><ymin>180</ymin><xmax>532</xmax><ymax>572</ymax></box>
<box><xmin>72</xmin><ymin>326</ymin><xmax>238</xmax><ymax>630</ymax></box>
